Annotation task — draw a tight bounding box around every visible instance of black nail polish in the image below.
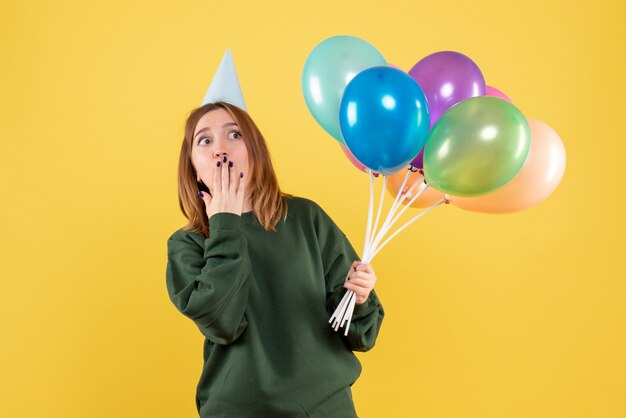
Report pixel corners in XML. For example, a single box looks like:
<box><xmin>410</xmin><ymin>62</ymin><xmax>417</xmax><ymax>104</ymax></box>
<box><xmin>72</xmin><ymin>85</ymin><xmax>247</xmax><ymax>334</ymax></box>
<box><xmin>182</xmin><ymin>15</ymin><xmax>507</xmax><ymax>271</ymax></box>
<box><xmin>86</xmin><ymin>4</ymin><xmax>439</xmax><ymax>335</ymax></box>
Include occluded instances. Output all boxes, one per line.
<box><xmin>229</xmin><ymin>161</ymin><xmax>233</xmax><ymax>168</ymax></box>
<box><xmin>223</xmin><ymin>156</ymin><xmax>227</xmax><ymax>163</ymax></box>
<box><xmin>217</xmin><ymin>161</ymin><xmax>221</xmax><ymax>167</ymax></box>
<box><xmin>240</xmin><ymin>172</ymin><xmax>244</xmax><ymax>178</ymax></box>
<box><xmin>198</xmin><ymin>191</ymin><xmax>203</xmax><ymax>198</ymax></box>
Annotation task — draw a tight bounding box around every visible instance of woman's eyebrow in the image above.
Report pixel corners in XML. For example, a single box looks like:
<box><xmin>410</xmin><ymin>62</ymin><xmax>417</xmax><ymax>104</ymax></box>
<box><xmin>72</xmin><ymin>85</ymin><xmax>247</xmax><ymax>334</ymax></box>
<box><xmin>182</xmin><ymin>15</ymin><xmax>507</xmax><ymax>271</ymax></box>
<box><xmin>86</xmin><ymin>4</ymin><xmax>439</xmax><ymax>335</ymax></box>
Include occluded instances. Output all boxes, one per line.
<box><xmin>194</xmin><ymin>123</ymin><xmax>239</xmax><ymax>139</ymax></box>
<box><xmin>194</xmin><ymin>127</ymin><xmax>210</xmax><ymax>139</ymax></box>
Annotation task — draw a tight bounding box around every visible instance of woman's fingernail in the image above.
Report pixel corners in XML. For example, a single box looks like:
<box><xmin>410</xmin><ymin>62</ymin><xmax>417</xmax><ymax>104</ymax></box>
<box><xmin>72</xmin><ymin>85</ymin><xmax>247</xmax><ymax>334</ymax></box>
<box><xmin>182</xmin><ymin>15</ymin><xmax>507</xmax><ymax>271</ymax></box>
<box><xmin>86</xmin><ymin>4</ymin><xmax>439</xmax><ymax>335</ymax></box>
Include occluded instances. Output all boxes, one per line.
<box><xmin>240</xmin><ymin>172</ymin><xmax>244</xmax><ymax>178</ymax></box>
<box><xmin>217</xmin><ymin>161</ymin><xmax>221</xmax><ymax>167</ymax></box>
<box><xmin>229</xmin><ymin>161</ymin><xmax>233</xmax><ymax>168</ymax></box>
<box><xmin>198</xmin><ymin>191</ymin><xmax>204</xmax><ymax>198</ymax></box>
<box><xmin>223</xmin><ymin>156</ymin><xmax>227</xmax><ymax>163</ymax></box>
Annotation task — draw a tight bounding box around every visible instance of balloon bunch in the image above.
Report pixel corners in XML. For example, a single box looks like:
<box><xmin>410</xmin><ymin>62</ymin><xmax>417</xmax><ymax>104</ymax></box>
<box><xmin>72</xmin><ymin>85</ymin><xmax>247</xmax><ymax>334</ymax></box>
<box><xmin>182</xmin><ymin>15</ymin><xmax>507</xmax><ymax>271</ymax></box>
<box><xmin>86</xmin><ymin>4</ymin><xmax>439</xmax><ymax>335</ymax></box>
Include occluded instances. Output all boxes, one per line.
<box><xmin>302</xmin><ymin>35</ymin><xmax>566</xmax><ymax>335</ymax></box>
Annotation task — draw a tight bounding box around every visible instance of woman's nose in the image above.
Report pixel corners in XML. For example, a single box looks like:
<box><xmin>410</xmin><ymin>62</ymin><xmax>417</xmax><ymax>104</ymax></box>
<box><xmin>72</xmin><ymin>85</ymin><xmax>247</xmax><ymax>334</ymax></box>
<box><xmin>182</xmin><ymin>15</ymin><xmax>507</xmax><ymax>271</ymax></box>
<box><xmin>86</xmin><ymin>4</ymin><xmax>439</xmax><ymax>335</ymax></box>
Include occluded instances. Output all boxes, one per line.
<box><xmin>212</xmin><ymin>138</ymin><xmax>230</xmax><ymax>159</ymax></box>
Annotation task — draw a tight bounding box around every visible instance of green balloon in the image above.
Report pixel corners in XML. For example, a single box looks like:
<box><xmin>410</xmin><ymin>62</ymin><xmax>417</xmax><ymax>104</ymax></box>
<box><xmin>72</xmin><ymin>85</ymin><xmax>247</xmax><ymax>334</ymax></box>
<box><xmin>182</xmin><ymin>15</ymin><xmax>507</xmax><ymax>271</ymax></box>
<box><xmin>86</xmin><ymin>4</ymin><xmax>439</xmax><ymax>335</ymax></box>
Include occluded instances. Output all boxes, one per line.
<box><xmin>424</xmin><ymin>96</ymin><xmax>531</xmax><ymax>197</ymax></box>
<box><xmin>302</xmin><ymin>36</ymin><xmax>386</xmax><ymax>144</ymax></box>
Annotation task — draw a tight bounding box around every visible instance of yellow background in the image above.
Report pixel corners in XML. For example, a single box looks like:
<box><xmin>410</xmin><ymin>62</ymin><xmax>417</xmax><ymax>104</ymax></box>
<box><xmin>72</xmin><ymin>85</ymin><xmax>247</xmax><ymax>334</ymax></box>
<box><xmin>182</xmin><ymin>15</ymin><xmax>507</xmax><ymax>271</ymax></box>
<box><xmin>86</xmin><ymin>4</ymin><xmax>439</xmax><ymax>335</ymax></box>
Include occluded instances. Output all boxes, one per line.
<box><xmin>1</xmin><ymin>0</ymin><xmax>624</xmax><ymax>417</ymax></box>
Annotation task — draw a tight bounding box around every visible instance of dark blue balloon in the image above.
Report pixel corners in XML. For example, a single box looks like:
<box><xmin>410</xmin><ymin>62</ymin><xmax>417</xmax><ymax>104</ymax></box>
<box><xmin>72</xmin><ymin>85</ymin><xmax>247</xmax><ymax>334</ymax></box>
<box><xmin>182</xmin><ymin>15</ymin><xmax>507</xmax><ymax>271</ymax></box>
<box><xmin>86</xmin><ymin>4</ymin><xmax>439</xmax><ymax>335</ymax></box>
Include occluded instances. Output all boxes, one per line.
<box><xmin>339</xmin><ymin>67</ymin><xmax>430</xmax><ymax>175</ymax></box>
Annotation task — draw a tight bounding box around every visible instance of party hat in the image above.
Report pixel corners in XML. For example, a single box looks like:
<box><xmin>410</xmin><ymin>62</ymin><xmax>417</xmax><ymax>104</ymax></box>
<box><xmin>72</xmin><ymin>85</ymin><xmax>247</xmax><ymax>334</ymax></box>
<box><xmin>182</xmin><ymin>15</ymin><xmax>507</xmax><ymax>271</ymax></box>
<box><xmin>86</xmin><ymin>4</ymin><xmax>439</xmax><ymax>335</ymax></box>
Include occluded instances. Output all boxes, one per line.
<box><xmin>201</xmin><ymin>49</ymin><xmax>247</xmax><ymax>111</ymax></box>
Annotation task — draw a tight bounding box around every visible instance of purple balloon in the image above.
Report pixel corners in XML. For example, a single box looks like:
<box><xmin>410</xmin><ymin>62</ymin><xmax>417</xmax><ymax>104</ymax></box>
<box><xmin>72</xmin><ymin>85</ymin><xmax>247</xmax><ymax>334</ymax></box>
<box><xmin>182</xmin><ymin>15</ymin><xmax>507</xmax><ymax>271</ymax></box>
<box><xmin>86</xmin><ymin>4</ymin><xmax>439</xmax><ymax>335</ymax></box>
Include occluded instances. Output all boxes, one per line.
<box><xmin>409</xmin><ymin>51</ymin><xmax>486</xmax><ymax>129</ymax></box>
<box><xmin>410</xmin><ymin>149</ymin><xmax>424</xmax><ymax>169</ymax></box>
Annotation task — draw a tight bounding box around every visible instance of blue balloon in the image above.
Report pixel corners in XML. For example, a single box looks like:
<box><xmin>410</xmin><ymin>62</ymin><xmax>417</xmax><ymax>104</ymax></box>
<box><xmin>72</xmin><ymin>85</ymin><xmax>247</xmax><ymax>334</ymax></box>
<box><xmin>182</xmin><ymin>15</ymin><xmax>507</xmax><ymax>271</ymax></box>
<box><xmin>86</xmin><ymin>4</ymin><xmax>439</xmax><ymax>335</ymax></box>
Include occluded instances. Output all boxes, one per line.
<box><xmin>339</xmin><ymin>67</ymin><xmax>430</xmax><ymax>174</ymax></box>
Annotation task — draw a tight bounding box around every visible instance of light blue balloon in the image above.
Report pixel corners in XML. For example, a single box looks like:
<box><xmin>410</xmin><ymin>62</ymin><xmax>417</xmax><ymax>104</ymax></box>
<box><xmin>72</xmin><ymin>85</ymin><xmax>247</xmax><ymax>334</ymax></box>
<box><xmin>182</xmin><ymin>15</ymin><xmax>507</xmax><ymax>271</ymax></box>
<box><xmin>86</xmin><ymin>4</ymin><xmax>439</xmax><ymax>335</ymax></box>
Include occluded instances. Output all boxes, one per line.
<box><xmin>339</xmin><ymin>67</ymin><xmax>430</xmax><ymax>174</ymax></box>
<box><xmin>302</xmin><ymin>36</ymin><xmax>387</xmax><ymax>144</ymax></box>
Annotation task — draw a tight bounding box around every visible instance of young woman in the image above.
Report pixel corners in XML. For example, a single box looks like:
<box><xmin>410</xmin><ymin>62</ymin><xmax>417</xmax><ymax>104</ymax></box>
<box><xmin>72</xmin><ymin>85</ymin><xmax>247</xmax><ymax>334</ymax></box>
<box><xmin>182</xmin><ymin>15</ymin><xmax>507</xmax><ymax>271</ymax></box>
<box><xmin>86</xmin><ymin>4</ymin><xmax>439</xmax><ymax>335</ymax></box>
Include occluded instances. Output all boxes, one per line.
<box><xmin>166</xmin><ymin>101</ymin><xmax>384</xmax><ymax>417</ymax></box>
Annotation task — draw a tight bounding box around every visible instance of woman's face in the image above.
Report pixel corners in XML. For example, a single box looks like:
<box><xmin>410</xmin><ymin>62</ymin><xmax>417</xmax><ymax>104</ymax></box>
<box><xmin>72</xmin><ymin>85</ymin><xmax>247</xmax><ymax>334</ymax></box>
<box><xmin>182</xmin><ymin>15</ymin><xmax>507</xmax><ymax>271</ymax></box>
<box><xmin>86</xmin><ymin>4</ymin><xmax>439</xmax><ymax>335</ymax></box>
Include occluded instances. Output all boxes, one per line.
<box><xmin>191</xmin><ymin>108</ymin><xmax>251</xmax><ymax>195</ymax></box>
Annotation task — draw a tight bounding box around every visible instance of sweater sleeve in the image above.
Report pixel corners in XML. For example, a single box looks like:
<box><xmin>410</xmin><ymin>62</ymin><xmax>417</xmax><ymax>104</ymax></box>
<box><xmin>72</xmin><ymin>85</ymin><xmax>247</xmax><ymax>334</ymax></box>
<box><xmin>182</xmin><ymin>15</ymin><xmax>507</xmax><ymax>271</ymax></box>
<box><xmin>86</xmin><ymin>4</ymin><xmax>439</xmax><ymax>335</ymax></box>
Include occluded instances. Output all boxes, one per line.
<box><xmin>165</xmin><ymin>213</ymin><xmax>251</xmax><ymax>345</ymax></box>
<box><xmin>318</xmin><ymin>211</ymin><xmax>385</xmax><ymax>352</ymax></box>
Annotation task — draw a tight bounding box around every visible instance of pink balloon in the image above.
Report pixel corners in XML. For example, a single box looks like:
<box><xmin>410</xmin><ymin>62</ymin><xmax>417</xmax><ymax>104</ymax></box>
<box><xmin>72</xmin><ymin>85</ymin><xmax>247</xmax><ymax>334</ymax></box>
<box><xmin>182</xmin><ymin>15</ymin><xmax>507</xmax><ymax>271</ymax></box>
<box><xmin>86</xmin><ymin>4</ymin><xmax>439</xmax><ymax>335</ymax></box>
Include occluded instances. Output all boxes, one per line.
<box><xmin>340</xmin><ymin>145</ymin><xmax>368</xmax><ymax>173</ymax></box>
<box><xmin>486</xmin><ymin>85</ymin><xmax>512</xmax><ymax>102</ymax></box>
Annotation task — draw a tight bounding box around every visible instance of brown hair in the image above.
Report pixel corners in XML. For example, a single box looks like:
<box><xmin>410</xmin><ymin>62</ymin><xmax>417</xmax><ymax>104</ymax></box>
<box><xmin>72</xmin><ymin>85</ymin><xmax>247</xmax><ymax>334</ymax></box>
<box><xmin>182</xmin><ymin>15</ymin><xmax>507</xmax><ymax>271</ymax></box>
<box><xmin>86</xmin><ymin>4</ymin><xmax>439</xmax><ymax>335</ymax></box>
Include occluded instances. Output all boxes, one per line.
<box><xmin>177</xmin><ymin>102</ymin><xmax>290</xmax><ymax>237</ymax></box>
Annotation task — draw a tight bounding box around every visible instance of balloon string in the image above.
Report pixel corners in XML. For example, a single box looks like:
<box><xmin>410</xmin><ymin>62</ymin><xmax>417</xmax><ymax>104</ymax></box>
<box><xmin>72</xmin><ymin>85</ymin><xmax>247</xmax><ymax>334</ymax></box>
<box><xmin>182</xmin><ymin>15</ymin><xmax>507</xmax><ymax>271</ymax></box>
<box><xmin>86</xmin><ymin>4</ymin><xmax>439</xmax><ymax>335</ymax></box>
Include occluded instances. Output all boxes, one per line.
<box><xmin>331</xmin><ymin>169</ymin><xmax>436</xmax><ymax>335</ymax></box>
<box><xmin>388</xmin><ymin>183</ymin><xmax>429</xmax><ymax>229</ymax></box>
<box><xmin>386</xmin><ymin>170</ymin><xmax>414</xmax><ymax>230</ymax></box>
<box><xmin>370</xmin><ymin>180</ymin><xmax>428</xmax><ymax>255</ymax></box>
<box><xmin>332</xmin><ymin>169</ymin><xmax>401</xmax><ymax>334</ymax></box>
<box><xmin>385</xmin><ymin>175</ymin><xmax>425</xmax><ymax>236</ymax></box>
<box><xmin>366</xmin><ymin>174</ymin><xmax>387</xmax><ymax>259</ymax></box>
<box><xmin>405</xmin><ymin>174</ymin><xmax>425</xmax><ymax>198</ymax></box>
<box><xmin>329</xmin><ymin>269</ymin><xmax>353</xmax><ymax>327</ymax></box>
<box><xmin>331</xmin><ymin>289</ymin><xmax>353</xmax><ymax>330</ymax></box>
<box><xmin>370</xmin><ymin>198</ymin><xmax>445</xmax><ymax>260</ymax></box>
<box><xmin>362</xmin><ymin>170</ymin><xmax>375</xmax><ymax>258</ymax></box>
<box><xmin>369</xmin><ymin>184</ymin><xmax>433</xmax><ymax>260</ymax></box>
<box><xmin>332</xmin><ymin>169</ymin><xmax>377</xmax><ymax>335</ymax></box>
<box><xmin>364</xmin><ymin>168</ymin><xmax>412</xmax><ymax>260</ymax></box>
<box><xmin>341</xmin><ymin>291</ymin><xmax>357</xmax><ymax>336</ymax></box>
<box><xmin>365</xmin><ymin>175</ymin><xmax>425</xmax><ymax>261</ymax></box>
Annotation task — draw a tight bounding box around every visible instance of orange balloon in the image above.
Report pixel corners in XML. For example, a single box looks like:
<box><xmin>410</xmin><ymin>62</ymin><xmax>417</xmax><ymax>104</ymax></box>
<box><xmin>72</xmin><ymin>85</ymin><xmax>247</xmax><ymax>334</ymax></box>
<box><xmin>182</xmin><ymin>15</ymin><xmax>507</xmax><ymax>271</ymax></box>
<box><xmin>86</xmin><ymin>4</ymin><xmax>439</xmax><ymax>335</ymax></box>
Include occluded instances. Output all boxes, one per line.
<box><xmin>386</xmin><ymin>169</ymin><xmax>446</xmax><ymax>208</ymax></box>
<box><xmin>448</xmin><ymin>119</ymin><xmax>566</xmax><ymax>214</ymax></box>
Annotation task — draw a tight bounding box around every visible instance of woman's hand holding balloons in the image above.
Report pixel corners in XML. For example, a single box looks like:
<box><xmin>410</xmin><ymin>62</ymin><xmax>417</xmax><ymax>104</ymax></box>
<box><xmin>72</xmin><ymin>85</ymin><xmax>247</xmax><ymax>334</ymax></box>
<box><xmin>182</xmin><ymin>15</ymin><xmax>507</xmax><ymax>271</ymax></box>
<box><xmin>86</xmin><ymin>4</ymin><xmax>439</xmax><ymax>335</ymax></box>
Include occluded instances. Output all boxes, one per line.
<box><xmin>198</xmin><ymin>156</ymin><xmax>247</xmax><ymax>219</ymax></box>
<box><xmin>344</xmin><ymin>261</ymin><xmax>377</xmax><ymax>304</ymax></box>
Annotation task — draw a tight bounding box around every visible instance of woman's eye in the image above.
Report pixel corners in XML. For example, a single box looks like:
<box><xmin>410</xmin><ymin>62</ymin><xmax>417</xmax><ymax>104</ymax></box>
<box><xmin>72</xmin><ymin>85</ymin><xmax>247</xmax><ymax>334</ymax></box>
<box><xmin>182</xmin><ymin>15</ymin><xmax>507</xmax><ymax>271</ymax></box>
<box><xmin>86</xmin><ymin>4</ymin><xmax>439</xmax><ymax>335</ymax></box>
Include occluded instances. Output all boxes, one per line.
<box><xmin>198</xmin><ymin>137</ymin><xmax>212</xmax><ymax>145</ymax></box>
<box><xmin>229</xmin><ymin>131</ymin><xmax>242</xmax><ymax>140</ymax></box>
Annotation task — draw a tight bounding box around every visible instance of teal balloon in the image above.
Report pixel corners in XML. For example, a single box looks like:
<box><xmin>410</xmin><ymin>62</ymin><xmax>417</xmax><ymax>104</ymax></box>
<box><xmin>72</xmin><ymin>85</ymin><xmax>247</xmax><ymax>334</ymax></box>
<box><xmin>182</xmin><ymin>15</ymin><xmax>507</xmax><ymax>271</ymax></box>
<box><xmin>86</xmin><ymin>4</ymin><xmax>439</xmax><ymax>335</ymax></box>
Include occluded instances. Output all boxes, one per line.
<box><xmin>424</xmin><ymin>96</ymin><xmax>531</xmax><ymax>196</ymax></box>
<box><xmin>302</xmin><ymin>36</ymin><xmax>386</xmax><ymax>144</ymax></box>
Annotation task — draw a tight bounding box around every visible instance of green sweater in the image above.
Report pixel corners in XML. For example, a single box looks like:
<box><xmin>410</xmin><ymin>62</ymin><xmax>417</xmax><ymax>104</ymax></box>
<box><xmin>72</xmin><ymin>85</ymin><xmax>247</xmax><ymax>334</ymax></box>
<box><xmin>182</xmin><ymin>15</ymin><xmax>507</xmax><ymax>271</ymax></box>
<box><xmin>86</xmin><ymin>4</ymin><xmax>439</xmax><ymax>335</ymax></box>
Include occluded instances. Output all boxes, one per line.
<box><xmin>166</xmin><ymin>196</ymin><xmax>384</xmax><ymax>417</ymax></box>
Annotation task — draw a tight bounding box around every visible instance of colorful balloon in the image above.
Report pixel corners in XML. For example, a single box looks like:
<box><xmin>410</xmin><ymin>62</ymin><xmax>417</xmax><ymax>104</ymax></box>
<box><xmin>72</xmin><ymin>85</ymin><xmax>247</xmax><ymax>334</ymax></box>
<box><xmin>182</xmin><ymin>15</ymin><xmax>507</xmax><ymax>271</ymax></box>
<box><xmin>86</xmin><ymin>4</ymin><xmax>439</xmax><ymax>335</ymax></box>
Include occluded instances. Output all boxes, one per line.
<box><xmin>448</xmin><ymin>119</ymin><xmax>566</xmax><ymax>213</ymax></box>
<box><xmin>486</xmin><ymin>85</ymin><xmax>512</xmax><ymax>102</ymax></box>
<box><xmin>423</xmin><ymin>96</ymin><xmax>531</xmax><ymax>196</ymax></box>
<box><xmin>339</xmin><ymin>66</ymin><xmax>430</xmax><ymax>175</ymax></box>
<box><xmin>386</xmin><ymin>169</ymin><xmax>445</xmax><ymax>208</ymax></box>
<box><xmin>409</xmin><ymin>51</ymin><xmax>486</xmax><ymax>129</ymax></box>
<box><xmin>410</xmin><ymin>149</ymin><xmax>424</xmax><ymax>170</ymax></box>
<box><xmin>391</xmin><ymin>62</ymin><xmax>427</xmax><ymax>172</ymax></box>
<box><xmin>302</xmin><ymin>36</ymin><xmax>386</xmax><ymax>144</ymax></box>
<box><xmin>340</xmin><ymin>145</ymin><xmax>368</xmax><ymax>173</ymax></box>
